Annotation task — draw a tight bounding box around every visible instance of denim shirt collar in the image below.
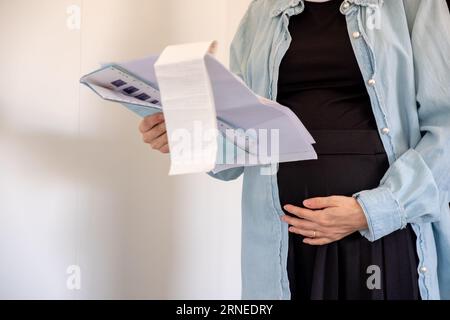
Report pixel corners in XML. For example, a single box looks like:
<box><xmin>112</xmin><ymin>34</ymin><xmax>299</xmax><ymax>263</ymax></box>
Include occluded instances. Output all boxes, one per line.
<box><xmin>270</xmin><ymin>0</ymin><xmax>384</xmax><ymax>17</ymax></box>
<box><xmin>345</xmin><ymin>0</ymin><xmax>384</xmax><ymax>6</ymax></box>
<box><xmin>269</xmin><ymin>0</ymin><xmax>304</xmax><ymax>17</ymax></box>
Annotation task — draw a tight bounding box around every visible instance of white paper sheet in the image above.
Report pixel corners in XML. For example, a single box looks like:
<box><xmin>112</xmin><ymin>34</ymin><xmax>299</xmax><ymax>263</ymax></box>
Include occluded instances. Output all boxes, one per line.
<box><xmin>80</xmin><ymin>41</ymin><xmax>318</xmax><ymax>176</ymax></box>
<box><xmin>154</xmin><ymin>42</ymin><xmax>219</xmax><ymax>175</ymax></box>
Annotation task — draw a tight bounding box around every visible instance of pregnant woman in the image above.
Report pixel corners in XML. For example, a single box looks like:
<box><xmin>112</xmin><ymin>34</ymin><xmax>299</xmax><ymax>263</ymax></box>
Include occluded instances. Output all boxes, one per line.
<box><xmin>139</xmin><ymin>0</ymin><xmax>450</xmax><ymax>300</ymax></box>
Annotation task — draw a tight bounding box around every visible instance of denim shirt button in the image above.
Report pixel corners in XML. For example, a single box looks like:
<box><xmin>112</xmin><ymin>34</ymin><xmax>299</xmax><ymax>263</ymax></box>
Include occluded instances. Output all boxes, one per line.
<box><xmin>368</xmin><ymin>79</ymin><xmax>376</xmax><ymax>86</ymax></box>
<box><xmin>381</xmin><ymin>127</ymin><xmax>390</xmax><ymax>135</ymax></box>
<box><xmin>420</xmin><ymin>266</ymin><xmax>428</xmax><ymax>274</ymax></box>
<box><xmin>342</xmin><ymin>1</ymin><xmax>350</xmax><ymax>10</ymax></box>
<box><xmin>352</xmin><ymin>31</ymin><xmax>361</xmax><ymax>39</ymax></box>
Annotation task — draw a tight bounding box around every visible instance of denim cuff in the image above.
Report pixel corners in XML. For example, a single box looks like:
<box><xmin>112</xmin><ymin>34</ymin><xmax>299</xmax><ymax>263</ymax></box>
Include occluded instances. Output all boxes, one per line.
<box><xmin>353</xmin><ymin>187</ymin><xmax>407</xmax><ymax>242</ymax></box>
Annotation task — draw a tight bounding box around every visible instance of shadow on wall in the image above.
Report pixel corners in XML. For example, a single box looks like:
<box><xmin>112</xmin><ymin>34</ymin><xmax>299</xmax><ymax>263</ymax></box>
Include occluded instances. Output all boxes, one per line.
<box><xmin>0</xmin><ymin>0</ymin><xmax>244</xmax><ymax>299</ymax></box>
<box><xmin>0</xmin><ymin>0</ymin><xmax>182</xmax><ymax>299</ymax></box>
<box><xmin>0</xmin><ymin>118</ymin><xmax>179</xmax><ymax>299</ymax></box>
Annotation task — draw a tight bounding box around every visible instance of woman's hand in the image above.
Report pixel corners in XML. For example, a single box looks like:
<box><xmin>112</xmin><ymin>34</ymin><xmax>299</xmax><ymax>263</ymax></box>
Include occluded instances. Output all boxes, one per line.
<box><xmin>139</xmin><ymin>113</ymin><xmax>170</xmax><ymax>154</ymax></box>
<box><xmin>281</xmin><ymin>196</ymin><xmax>368</xmax><ymax>246</ymax></box>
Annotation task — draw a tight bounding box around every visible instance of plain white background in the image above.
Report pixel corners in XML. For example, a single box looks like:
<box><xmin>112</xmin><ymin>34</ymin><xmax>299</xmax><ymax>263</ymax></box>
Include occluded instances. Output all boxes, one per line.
<box><xmin>0</xmin><ymin>0</ymin><xmax>251</xmax><ymax>299</ymax></box>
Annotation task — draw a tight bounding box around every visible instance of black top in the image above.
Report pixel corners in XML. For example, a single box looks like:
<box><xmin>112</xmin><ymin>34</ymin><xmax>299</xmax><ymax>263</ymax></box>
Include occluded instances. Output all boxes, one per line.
<box><xmin>276</xmin><ymin>1</ymin><xmax>421</xmax><ymax>300</ymax></box>
<box><xmin>276</xmin><ymin>0</ymin><xmax>377</xmax><ymax>130</ymax></box>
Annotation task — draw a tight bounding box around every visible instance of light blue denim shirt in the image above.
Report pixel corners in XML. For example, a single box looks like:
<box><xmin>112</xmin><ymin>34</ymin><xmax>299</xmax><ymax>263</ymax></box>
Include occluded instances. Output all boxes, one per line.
<box><xmin>210</xmin><ymin>0</ymin><xmax>450</xmax><ymax>300</ymax></box>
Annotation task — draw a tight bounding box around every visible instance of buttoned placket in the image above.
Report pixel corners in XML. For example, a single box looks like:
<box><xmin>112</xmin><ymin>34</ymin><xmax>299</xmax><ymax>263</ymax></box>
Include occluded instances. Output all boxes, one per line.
<box><xmin>340</xmin><ymin>0</ymin><xmax>430</xmax><ymax>300</ymax></box>
<box><xmin>340</xmin><ymin>1</ymin><xmax>395</xmax><ymax>160</ymax></box>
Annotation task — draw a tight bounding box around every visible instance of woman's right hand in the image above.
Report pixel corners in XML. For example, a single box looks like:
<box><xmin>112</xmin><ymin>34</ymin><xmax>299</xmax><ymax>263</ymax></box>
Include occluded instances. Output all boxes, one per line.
<box><xmin>139</xmin><ymin>113</ymin><xmax>170</xmax><ymax>154</ymax></box>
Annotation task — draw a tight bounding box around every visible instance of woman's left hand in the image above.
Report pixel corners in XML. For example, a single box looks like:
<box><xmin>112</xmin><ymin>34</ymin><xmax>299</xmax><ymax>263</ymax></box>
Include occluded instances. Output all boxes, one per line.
<box><xmin>281</xmin><ymin>196</ymin><xmax>368</xmax><ymax>246</ymax></box>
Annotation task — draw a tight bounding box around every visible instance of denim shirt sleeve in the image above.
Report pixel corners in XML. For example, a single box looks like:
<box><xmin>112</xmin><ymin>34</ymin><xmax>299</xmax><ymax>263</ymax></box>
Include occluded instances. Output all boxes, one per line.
<box><xmin>354</xmin><ymin>0</ymin><xmax>450</xmax><ymax>242</ymax></box>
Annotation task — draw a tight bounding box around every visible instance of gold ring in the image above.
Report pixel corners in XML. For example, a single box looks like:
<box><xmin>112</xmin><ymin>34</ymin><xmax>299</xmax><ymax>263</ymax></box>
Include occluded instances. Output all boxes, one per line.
<box><xmin>312</xmin><ymin>231</ymin><xmax>317</xmax><ymax>239</ymax></box>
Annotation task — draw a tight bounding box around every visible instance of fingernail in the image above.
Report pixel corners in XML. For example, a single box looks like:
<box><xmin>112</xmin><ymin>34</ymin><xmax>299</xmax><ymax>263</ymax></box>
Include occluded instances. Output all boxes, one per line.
<box><xmin>303</xmin><ymin>200</ymin><xmax>311</xmax><ymax>206</ymax></box>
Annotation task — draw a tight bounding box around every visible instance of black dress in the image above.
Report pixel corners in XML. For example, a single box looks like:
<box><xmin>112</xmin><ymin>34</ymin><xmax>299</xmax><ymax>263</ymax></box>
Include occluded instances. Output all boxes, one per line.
<box><xmin>276</xmin><ymin>0</ymin><xmax>420</xmax><ymax>300</ymax></box>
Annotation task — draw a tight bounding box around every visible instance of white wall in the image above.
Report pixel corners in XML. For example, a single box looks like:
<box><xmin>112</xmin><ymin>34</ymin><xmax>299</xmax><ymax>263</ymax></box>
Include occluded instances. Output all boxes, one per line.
<box><xmin>0</xmin><ymin>0</ymin><xmax>251</xmax><ymax>299</ymax></box>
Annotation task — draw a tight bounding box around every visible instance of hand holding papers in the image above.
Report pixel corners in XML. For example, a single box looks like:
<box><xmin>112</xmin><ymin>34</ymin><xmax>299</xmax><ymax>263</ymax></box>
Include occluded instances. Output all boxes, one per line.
<box><xmin>80</xmin><ymin>41</ymin><xmax>317</xmax><ymax>175</ymax></box>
